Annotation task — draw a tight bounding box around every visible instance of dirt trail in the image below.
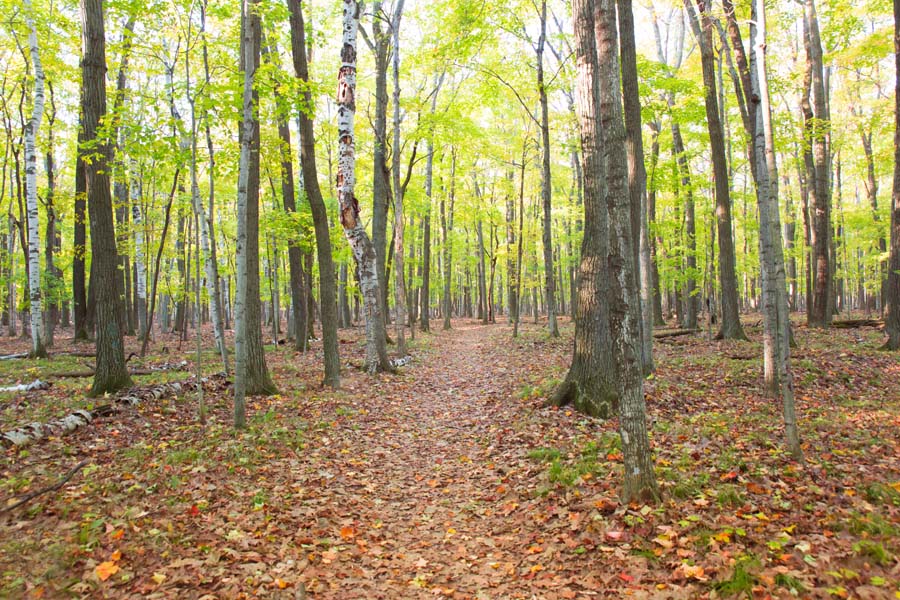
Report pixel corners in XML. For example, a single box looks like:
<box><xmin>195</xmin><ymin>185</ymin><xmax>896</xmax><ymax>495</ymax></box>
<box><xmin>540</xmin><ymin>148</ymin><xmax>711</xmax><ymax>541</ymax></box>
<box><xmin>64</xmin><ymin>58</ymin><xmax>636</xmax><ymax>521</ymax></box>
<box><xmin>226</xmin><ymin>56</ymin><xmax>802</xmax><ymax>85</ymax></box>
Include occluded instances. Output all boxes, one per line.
<box><xmin>290</xmin><ymin>322</ymin><xmax>589</xmax><ymax>599</ymax></box>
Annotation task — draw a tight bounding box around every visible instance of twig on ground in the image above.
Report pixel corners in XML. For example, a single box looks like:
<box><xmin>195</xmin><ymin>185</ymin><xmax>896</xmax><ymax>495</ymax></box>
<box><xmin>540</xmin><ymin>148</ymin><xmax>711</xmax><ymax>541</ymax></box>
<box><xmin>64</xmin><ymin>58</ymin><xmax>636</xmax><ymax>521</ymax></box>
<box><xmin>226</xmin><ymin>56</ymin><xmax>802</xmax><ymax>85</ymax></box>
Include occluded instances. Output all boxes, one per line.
<box><xmin>0</xmin><ymin>460</ymin><xmax>89</xmax><ymax>515</ymax></box>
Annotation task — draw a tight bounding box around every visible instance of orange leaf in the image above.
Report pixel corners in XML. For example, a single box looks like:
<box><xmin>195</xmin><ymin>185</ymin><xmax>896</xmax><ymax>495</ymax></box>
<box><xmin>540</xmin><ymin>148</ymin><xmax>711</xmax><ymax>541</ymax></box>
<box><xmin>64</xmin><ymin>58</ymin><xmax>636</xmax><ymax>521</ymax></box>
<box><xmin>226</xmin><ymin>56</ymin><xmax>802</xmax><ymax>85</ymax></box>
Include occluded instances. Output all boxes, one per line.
<box><xmin>339</xmin><ymin>525</ymin><xmax>356</xmax><ymax>540</ymax></box>
<box><xmin>274</xmin><ymin>578</ymin><xmax>288</xmax><ymax>589</ymax></box>
<box><xmin>110</xmin><ymin>550</ymin><xmax>122</xmax><ymax>562</ymax></box>
<box><xmin>95</xmin><ymin>561</ymin><xmax>119</xmax><ymax>581</ymax></box>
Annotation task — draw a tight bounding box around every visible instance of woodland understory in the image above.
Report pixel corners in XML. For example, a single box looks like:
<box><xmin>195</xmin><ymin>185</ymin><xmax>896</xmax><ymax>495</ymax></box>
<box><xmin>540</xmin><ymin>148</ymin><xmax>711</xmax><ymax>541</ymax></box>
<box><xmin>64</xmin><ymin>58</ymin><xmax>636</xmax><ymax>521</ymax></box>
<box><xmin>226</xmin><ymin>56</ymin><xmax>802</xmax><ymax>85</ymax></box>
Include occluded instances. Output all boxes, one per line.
<box><xmin>1</xmin><ymin>316</ymin><xmax>898</xmax><ymax>599</ymax></box>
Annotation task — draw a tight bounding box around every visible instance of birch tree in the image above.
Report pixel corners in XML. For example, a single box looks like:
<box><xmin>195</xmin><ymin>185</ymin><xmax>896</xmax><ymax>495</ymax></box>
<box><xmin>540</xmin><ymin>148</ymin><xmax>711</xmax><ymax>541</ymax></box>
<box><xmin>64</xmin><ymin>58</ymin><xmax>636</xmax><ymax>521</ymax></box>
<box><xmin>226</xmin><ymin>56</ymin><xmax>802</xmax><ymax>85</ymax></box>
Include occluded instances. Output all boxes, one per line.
<box><xmin>337</xmin><ymin>0</ymin><xmax>393</xmax><ymax>374</ymax></box>
<box><xmin>23</xmin><ymin>0</ymin><xmax>46</xmax><ymax>359</ymax></box>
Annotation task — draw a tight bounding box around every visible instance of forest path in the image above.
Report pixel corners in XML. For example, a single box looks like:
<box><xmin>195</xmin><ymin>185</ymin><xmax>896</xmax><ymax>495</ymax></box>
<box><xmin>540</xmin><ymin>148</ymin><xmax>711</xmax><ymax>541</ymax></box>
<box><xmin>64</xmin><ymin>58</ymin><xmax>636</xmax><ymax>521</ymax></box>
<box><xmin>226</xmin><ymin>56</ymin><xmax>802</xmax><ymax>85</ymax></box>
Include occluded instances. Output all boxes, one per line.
<box><xmin>291</xmin><ymin>320</ymin><xmax>589</xmax><ymax>599</ymax></box>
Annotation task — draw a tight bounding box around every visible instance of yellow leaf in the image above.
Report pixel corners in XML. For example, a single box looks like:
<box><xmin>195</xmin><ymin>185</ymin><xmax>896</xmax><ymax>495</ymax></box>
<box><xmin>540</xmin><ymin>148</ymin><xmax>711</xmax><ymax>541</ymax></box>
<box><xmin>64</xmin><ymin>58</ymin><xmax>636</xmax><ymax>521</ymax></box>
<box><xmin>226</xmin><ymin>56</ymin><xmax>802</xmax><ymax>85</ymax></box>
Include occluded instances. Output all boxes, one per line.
<box><xmin>530</xmin><ymin>564</ymin><xmax>544</xmax><ymax>574</ymax></box>
<box><xmin>275</xmin><ymin>578</ymin><xmax>287</xmax><ymax>589</ymax></box>
<box><xmin>151</xmin><ymin>573</ymin><xmax>166</xmax><ymax>585</ymax></box>
<box><xmin>95</xmin><ymin>561</ymin><xmax>119</xmax><ymax>582</ymax></box>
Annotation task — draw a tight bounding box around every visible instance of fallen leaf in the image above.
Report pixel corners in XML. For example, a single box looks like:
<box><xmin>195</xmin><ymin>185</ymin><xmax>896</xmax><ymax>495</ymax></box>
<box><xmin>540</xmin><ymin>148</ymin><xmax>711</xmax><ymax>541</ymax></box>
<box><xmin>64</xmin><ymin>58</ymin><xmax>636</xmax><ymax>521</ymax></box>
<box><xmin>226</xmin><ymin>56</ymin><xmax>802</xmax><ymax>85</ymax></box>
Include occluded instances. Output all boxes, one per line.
<box><xmin>95</xmin><ymin>561</ymin><xmax>119</xmax><ymax>582</ymax></box>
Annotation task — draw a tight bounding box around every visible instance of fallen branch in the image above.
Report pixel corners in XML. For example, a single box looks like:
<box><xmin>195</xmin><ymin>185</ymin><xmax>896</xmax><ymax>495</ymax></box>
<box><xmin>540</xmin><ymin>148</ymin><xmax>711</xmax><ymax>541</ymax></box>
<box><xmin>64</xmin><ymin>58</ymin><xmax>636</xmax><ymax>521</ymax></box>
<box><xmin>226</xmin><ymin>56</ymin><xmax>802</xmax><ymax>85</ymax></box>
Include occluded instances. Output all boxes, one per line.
<box><xmin>832</xmin><ymin>319</ymin><xmax>883</xmax><ymax>329</ymax></box>
<box><xmin>0</xmin><ymin>374</ymin><xmax>226</xmax><ymax>448</ymax></box>
<box><xmin>0</xmin><ymin>353</ymin><xmax>28</xmax><ymax>361</ymax></box>
<box><xmin>0</xmin><ymin>460</ymin><xmax>89</xmax><ymax>514</ymax></box>
<box><xmin>653</xmin><ymin>329</ymin><xmax>700</xmax><ymax>340</ymax></box>
<box><xmin>0</xmin><ymin>379</ymin><xmax>50</xmax><ymax>393</ymax></box>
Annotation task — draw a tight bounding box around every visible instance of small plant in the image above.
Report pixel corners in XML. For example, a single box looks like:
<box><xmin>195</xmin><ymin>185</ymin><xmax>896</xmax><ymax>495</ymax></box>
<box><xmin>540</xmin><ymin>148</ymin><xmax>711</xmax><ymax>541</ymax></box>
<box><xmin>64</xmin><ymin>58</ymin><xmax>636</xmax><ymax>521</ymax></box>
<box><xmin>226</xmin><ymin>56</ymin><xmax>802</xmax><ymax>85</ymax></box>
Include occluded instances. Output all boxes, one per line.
<box><xmin>713</xmin><ymin>555</ymin><xmax>759</xmax><ymax>598</ymax></box>
<box><xmin>528</xmin><ymin>447</ymin><xmax>562</xmax><ymax>462</ymax></box>
<box><xmin>853</xmin><ymin>540</ymin><xmax>893</xmax><ymax>566</ymax></box>
<box><xmin>774</xmin><ymin>572</ymin><xmax>806</xmax><ymax>595</ymax></box>
<box><xmin>716</xmin><ymin>485</ymin><xmax>745</xmax><ymax>508</ymax></box>
<box><xmin>863</xmin><ymin>482</ymin><xmax>900</xmax><ymax>507</ymax></box>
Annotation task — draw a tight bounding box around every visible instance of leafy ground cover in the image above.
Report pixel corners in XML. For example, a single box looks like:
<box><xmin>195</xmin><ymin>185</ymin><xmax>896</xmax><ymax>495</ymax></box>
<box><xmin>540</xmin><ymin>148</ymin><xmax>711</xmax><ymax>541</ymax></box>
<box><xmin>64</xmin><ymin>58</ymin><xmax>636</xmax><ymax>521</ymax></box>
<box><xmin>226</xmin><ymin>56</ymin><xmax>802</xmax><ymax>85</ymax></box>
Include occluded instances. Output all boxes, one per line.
<box><xmin>1</xmin><ymin>318</ymin><xmax>898</xmax><ymax>598</ymax></box>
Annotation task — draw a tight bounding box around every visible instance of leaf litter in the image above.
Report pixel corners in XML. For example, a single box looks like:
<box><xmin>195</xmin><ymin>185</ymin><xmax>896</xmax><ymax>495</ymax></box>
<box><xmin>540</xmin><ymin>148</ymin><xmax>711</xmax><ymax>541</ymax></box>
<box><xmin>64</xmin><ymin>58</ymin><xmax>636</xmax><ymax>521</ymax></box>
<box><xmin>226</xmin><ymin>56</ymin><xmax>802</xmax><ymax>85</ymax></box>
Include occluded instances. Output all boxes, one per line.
<box><xmin>0</xmin><ymin>318</ymin><xmax>899</xmax><ymax>598</ymax></box>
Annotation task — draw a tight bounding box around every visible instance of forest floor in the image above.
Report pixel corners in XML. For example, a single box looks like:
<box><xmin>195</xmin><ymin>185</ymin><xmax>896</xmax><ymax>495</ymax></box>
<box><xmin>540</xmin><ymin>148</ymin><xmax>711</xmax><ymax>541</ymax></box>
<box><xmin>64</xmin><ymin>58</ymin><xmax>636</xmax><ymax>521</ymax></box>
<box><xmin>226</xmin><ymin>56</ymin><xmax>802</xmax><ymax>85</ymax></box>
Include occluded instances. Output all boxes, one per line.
<box><xmin>1</xmin><ymin>316</ymin><xmax>899</xmax><ymax>599</ymax></box>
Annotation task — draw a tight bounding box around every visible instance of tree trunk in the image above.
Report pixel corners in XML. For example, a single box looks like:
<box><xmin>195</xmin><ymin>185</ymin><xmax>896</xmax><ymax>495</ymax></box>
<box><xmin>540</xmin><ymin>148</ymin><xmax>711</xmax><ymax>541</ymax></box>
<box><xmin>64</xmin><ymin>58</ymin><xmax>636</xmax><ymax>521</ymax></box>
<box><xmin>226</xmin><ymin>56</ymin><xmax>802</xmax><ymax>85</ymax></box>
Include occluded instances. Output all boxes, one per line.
<box><xmin>44</xmin><ymin>84</ymin><xmax>60</xmax><ymax>348</ymax></box>
<box><xmin>391</xmin><ymin>0</ymin><xmax>408</xmax><ymax>356</ymax></box>
<box><xmin>687</xmin><ymin>0</ymin><xmax>746</xmax><ymax>341</ymax></box>
<box><xmin>441</xmin><ymin>150</ymin><xmax>456</xmax><ymax>331</ymax></box>
<box><xmin>24</xmin><ymin>0</ymin><xmax>46</xmax><ymax>358</ymax></box>
<box><xmin>804</xmin><ymin>0</ymin><xmax>832</xmax><ymax>328</ymax></box>
<box><xmin>73</xmin><ymin>85</ymin><xmax>89</xmax><ymax>341</ymax></box>
<box><xmin>196</xmin><ymin>0</ymin><xmax>228</xmax><ymax>372</ymax></box>
<box><xmin>618</xmin><ymin>0</ymin><xmax>652</xmax><ymax>372</ymax></box>
<box><xmin>549</xmin><ymin>0</ymin><xmax>617</xmax><ymax>419</ymax></box>
<box><xmin>595</xmin><ymin>0</ymin><xmax>659</xmax><ymax>503</ymax></box>
<box><xmin>261</xmin><ymin>31</ymin><xmax>307</xmax><ymax>355</ymax></box>
<box><xmin>337</xmin><ymin>0</ymin><xmax>393</xmax><ymax>374</ymax></box>
<box><xmin>81</xmin><ymin>0</ymin><xmax>132</xmax><ymax>396</ymax></box>
<box><xmin>287</xmin><ymin>0</ymin><xmax>341</xmax><ymax>386</ymax></box>
<box><xmin>752</xmin><ymin>0</ymin><xmax>801</xmax><ymax>458</ymax></box>
<box><xmin>234</xmin><ymin>0</ymin><xmax>276</xmax><ymax>429</ymax></box>
<box><xmin>882</xmin><ymin>0</ymin><xmax>900</xmax><ymax>351</ymax></box>
<box><xmin>536</xmin><ymin>0</ymin><xmax>558</xmax><ymax>337</ymax></box>
<box><xmin>130</xmin><ymin>168</ymin><xmax>147</xmax><ymax>340</ymax></box>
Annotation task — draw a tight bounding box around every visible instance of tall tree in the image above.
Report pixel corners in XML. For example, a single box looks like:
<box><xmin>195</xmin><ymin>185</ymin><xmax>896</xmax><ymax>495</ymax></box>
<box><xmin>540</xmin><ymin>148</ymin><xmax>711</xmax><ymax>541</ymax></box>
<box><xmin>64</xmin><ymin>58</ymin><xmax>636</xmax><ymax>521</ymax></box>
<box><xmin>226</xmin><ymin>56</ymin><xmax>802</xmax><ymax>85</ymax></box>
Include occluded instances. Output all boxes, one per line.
<box><xmin>234</xmin><ymin>0</ymin><xmax>276</xmax><ymax>429</ymax></box>
<box><xmin>595</xmin><ymin>0</ymin><xmax>659</xmax><ymax>502</ymax></box>
<box><xmin>287</xmin><ymin>0</ymin><xmax>341</xmax><ymax>387</ymax></box>
<box><xmin>419</xmin><ymin>72</ymin><xmax>444</xmax><ymax>333</ymax></box>
<box><xmin>618</xmin><ymin>0</ymin><xmax>653</xmax><ymax>372</ymax></box>
<box><xmin>337</xmin><ymin>0</ymin><xmax>393</xmax><ymax>374</ymax></box>
<box><xmin>188</xmin><ymin>2</ymin><xmax>228</xmax><ymax>373</ymax></box>
<box><xmin>81</xmin><ymin>0</ymin><xmax>132</xmax><ymax>395</ymax></box>
<box><xmin>803</xmin><ymin>0</ymin><xmax>833</xmax><ymax>328</ymax></box>
<box><xmin>23</xmin><ymin>0</ymin><xmax>46</xmax><ymax>359</ymax></box>
<box><xmin>752</xmin><ymin>0</ymin><xmax>801</xmax><ymax>458</ymax></box>
<box><xmin>536</xmin><ymin>0</ymin><xmax>559</xmax><ymax>337</ymax></box>
<box><xmin>391</xmin><ymin>0</ymin><xmax>408</xmax><ymax>356</ymax></box>
<box><xmin>549</xmin><ymin>0</ymin><xmax>616</xmax><ymax>418</ymax></box>
<box><xmin>884</xmin><ymin>0</ymin><xmax>900</xmax><ymax>351</ymax></box>
<box><xmin>685</xmin><ymin>0</ymin><xmax>747</xmax><ymax>341</ymax></box>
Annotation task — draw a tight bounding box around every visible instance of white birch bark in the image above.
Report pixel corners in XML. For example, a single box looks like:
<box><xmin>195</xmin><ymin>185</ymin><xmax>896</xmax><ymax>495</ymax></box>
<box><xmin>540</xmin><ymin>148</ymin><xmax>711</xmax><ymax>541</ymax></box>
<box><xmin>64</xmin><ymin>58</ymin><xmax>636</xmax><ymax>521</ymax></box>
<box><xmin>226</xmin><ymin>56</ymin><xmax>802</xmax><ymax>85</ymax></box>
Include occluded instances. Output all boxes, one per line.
<box><xmin>130</xmin><ymin>164</ymin><xmax>147</xmax><ymax>339</ymax></box>
<box><xmin>337</xmin><ymin>0</ymin><xmax>392</xmax><ymax>373</ymax></box>
<box><xmin>391</xmin><ymin>0</ymin><xmax>407</xmax><ymax>356</ymax></box>
<box><xmin>24</xmin><ymin>0</ymin><xmax>46</xmax><ymax>358</ymax></box>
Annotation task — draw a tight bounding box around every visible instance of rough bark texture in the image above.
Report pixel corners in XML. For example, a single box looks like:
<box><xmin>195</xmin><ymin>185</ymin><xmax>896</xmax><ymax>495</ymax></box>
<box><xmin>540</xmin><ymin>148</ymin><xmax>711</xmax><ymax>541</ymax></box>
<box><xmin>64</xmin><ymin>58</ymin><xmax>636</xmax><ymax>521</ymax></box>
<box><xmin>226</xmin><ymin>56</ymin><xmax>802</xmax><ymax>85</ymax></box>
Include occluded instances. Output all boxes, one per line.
<box><xmin>883</xmin><ymin>0</ymin><xmax>900</xmax><ymax>350</ymax></box>
<box><xmin>337</xmin><ymin>0</ymin><xmax>393</xmax><ymax>374</ymax></box>
<box><xmin>235</xmin><ymin>0</ymin><xmax>276</xmax><ymax>429</ymax></box>
<box><xmin>804</xmin><ymin>0</ymin><xmax>832</xmax><ymax>328</ymax></box>
<box><xmin>753</xmin><ymin>0</ymin><xmax>801</xmax><ymax>458</ymax></box>
<box><xmin>549</xmin><ymin>0</ymin><xmax>617</xmax><ymax>419</ymax></box>
<box><xmin>81</xmin><ymin>0</ymin><xmax>132</xmax><ymax>396</ymax></box>
<box><xmin>617</xmin><ymin>0</ymin><xmax>653</xmax><ymax>372</ymax></box>
<box><xmin>596</xmin><ymin>0</ymin><xmax>659</xmax><ymax>503</ymax></box>
<box><xmin>287</xmin><ymin>0</ymin><xmax>341</xmax><ymax>387</ymax></box>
